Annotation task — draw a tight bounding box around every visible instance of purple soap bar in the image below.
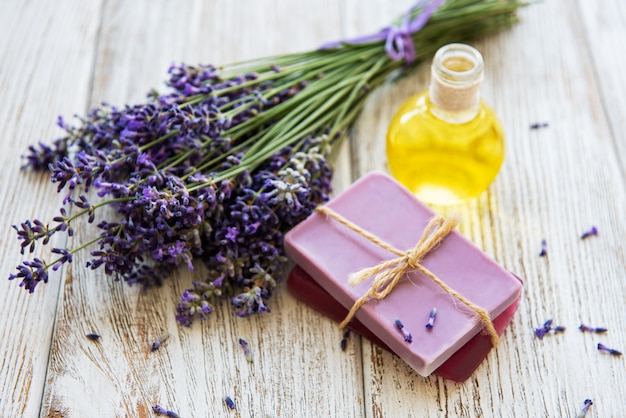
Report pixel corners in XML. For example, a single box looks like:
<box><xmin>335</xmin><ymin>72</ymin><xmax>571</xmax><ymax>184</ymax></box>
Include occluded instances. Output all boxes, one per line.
<box><xmin>284</xmin><ymin>171</ymin><xmax>523</xmax><ymax>377</ymax></box>
<box><xmin>287</xmin><ymin>265</ymin><xmax>522</xmax><ymax>381</ymax></box>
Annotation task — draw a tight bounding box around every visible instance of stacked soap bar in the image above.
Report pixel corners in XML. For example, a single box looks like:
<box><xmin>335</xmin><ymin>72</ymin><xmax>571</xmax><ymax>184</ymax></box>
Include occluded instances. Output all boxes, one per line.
<box><xmin>284</xmin><ymin>171</ymin><xmax>523</xmax><ymax>381</ymax></box>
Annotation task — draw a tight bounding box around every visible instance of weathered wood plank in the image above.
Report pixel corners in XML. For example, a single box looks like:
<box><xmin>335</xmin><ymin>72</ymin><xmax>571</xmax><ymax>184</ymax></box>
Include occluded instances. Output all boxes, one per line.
<box><xmin>0</xmin><ymin>1</ymin><xmax>103</xmax><ymax>417</ymax></box>
<box><xmin>39</xmin><ymin>1</ymin><xmax>364</xmax><ymax>417</ymax></box>
<box><xmin>349</xmin><ymin>0</ymin><xmax>626</xmax><ymax>417</ymax></box>
<box><xmin>3</xmin><ymin>0</ymin><xmax>625</xmax><ymax>416</ymax></box>
<box><xmin>577</xmin><ymin>0</ymin><xmax>626</xmax><ymax>180</ymax></box>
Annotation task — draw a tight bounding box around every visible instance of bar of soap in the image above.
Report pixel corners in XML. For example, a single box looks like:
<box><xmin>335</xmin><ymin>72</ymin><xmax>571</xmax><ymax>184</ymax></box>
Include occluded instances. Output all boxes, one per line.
<box><xmin>284</xmin><ymin>171</ymin><xmax>523</xmax><ymax>378</ymax></box>
<box><xmin>287</xmin><ymin>265</ymin><xmax>521</xmax><ymax>381</ymax></box>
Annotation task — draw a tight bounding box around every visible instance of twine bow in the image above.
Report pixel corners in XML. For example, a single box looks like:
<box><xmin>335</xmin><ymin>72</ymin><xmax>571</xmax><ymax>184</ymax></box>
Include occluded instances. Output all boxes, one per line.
<box><xmin>315</xmin><ymin>205</ymin><xmax>499</xmax><ymax>347</ymax></box>
<box><xmin>320</xmin><ymin>0</ymin><xmax>444</xmax><ymax>64</ymax></box>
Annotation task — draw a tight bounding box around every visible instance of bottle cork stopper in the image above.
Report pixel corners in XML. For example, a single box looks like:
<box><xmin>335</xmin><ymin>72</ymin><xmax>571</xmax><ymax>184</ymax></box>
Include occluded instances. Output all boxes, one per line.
<box><xmin>429</xmin><ymin>44</ymin><xmax>484</xmax><ymax>123</ymax></box>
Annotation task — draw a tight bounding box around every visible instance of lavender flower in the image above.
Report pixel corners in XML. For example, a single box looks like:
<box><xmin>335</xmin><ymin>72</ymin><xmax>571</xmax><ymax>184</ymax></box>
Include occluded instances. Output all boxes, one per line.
<box><xmin>580</xmin><ymin>226</ymin><xmax>598</xmax><ymax>240</ymax></box>
<box><xmin>425</xmin><ymin>308</ymin><xmax>437</xmax><ymax>329</ymax></box>
<box><xmin>394</xmin><ymin>319</ymin><xmax>412</xmax><ymax>343</ymax></box>
<box><xmin>597</xmin><ymin>343</ymin><xmax>622</xmax><ymax>356</ymax></box>
<box><xmin>579</xmin><ymin>324</ymin><xmax>608</xmax><ymax>333</ymax></box>
<box><xmin>530</xmin><ymin>122</ymin><xmax>549</xmax><ymax>129</ymax></box>
<box><xmin>151</xmin><ymin>331</ymin><xmax>170</xmax><ymax>351</ymax></box>
<box><xmin>86</xmin><ymin>333</ymin><xmax>101</xmax><ymax>341</ymax></box>
<box><xmin>576</xmin><ymin>399</ymin><xmax>593</xmax><ymax>418</ymax></box>
<box><xmin>152</xmin><ymin>405</ymin><xmax>180</xmax><ymax>418</ymax></box>
<box><xmin>8</xmin><ymin>258</ymin><xmax>49</xmax><ymax>293</ymax></box>
<box><xmin>538</xmin><ymin>239</ymin><xmax>547</xmax><ymax>257</ymax></box>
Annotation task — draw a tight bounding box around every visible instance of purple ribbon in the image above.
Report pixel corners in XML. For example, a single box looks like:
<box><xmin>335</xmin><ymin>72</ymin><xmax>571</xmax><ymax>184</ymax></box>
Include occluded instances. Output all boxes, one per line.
<box><xmin>321</xmin><ymin>0</ymin><xmax>444</xmax><ymax>64</ymax></box>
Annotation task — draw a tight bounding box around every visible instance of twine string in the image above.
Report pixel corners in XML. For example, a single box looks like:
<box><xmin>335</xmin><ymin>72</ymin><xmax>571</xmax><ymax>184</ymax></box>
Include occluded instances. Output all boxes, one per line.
<box><xmin>314</xmin><ymin>205</ymin><xmax>499</xmax><ymax>347</ymax></box>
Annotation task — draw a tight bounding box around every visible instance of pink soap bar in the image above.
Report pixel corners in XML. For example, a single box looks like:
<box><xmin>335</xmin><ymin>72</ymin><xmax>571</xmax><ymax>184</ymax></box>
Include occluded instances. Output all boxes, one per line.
<box><xmin>287</xmin><ymin>265</ymin><xmax>521</xmax><ymax>381</ymax></box>
<box><xmin>284</xmin><ymin>171</ymin><xmax>523</xmax><ymax>377</ymax></box>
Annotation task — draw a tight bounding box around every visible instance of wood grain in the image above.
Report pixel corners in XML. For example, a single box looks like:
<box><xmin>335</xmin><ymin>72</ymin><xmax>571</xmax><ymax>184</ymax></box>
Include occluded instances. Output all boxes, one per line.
<box><xmin>0</xmin><ymin>1</ymin><xmax>102</xmax><ymax>417</ymax></box>
<box><xmin>0</xmin><ymin>0</ymin><xmax>624</xmax><ymax>417</ymax></box>
<box><xmin>38</xmin><ymin>1</ymin><xmax>363</xmax><ymax>417</ymax></box>
<box><xmin>578</xmin><ymin>0</ymin><xmax>626</xmax><ymax>181</ymax></box>
<box><xmin>350</xmin><ymin>1</ymin><xmax>626</xmax><ymax>417</ymax></box>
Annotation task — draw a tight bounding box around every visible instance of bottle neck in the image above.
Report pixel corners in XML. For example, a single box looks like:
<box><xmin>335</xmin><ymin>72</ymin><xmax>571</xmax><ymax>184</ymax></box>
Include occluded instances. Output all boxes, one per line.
<box><xmin>428</xmin><ymin>43</ymin><xmax>484</xmax><ymax>124</ymax></box>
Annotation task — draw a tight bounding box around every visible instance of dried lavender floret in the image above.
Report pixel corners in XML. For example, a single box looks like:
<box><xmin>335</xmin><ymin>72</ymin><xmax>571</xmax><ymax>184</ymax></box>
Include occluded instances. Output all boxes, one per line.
<box><xmin>579</xmin><ymin>324</ymin><xmax>608</xmax><ymax>333</ymax></box>
<box><xmin>395</xmin><ymin>319</ymin><xmax>413</xmax><ymax>343</ymax></box>
<box><xmin>597</xmin><ymin>343</ymin><xmax>622</xmax><ymax>356</ymax></box>
<box><xmin>340</xmin><ymin>329</ymin><xmax>351</xmax><ymax>351</ymax></box>
<box><xmin>534</xmin><ymin>319</ymin><xmax>553</xmax><ymax>339</ymax></box>
<box><xmin>86</xmin><ymin>333</ymin><xmax>101</xmax><ymax>341</ymax></box>
<box><xmin>238</xmin><ymin>338</ymin><xmax>253</xmax><ymax>363</ymax></box>
<box><xmin>576</xmin><ymin>399</ymin><xmax>593</xmax><ymax>418</ymax></box>
<box><xmin>224</xmin><ymin>396</ymin><xmax>236</xmax><ymax>410</ymax></box>
<box><xmin>151</xmin><ymin>331</ymin><xmax>170</xmax><ymax>352</ymax></box>
<box><xmin>152</xmin><ymin>405</ymin><xmax>180</xmax><ymax>418</ymax></box>
<box><xmin>425</xmin><ymin>307</ymin><xmax>437</xmax><ymax>329</ymax></box>
<box><xmin>580</xmin><ymin>226</ymin><xmax>598</xmax><ymax>240</ymax></box>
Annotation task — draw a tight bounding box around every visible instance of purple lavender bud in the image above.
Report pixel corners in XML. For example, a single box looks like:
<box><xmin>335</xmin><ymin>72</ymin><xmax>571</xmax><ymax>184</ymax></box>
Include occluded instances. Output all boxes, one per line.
<box><xmin>224</xmin><ymin>396</ymin><xmax>236</xmax><ymax>410</ymax></box>
<box><xmin>530</xmin><ymin>122</ymin><xmax>549</xmax><ymax>129</ymax></box>
<box><xmin>340</xmin><ymin>329</ymin><xmax>351</xmax><ymax>351</ymax></box>
<box><xmin>151</xmin><ymin>331</ymin><xmax>170</xmax><ymax>352</ymax></box>
<box><xmin>576</xmin><ymin>398</ymin><xmax>593</xmax><ymax>418</ymax></box>
<box><xmin>152</xmin><ymin>405</ymin><xmax>179</xmax><ymax>417</ymax></box>
<box><xmin>86</xmin><ymin>333</ymin><xmax>100</xmax><ymax>341</ymax></box>
<box><xmin>539</xmin><ymin>239</ymin><xmax>547</xmax><ymax>257</ymax></box>
<box><xmin>534</xmin><ymin>319</ymin><xmax>553</xmax><ymax>339</ymax></box>
<box><xmin>394</xmin><ymin>319</ymin><xmax>412</xmax><ymax>343</ymax></box>
<box><xmin>580</xmin><ymin>226</ymin><xmax>598</xmax><ymax>240</ymax></box>
<box><xmin>552</xmin><ymin>325</ymin><xmax>566</xmax><ymax>334</ymax></box>
<box><xmin>238</xmin><ymin>338</ymin><xmax>253</xmax><ymax>363</ymax></box>
<box><xmin>597</xmin><ymin>343</ymin><xmax>622</xmax><ymax>356</ymax></box>
<box><xmin>425</xmin><ymin>308</ymin><xmax>437</xmax><ymax>329</ymax></box>
<box><xmin>579</xmin><ymin>324</ymin><xmax>608</xmax><ymax>333</ymax></box>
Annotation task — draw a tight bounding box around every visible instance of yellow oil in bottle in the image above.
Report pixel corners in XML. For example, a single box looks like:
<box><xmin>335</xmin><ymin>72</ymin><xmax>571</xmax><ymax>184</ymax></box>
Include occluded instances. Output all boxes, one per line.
<box><xmin>386</xmin><ymin>44</ymin><xmax>505</xmax><ymax>206</ymax></box>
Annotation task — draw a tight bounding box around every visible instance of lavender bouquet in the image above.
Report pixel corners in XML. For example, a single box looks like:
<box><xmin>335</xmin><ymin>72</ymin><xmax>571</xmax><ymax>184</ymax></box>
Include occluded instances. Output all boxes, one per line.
<box><xmin>10</xmin><ymin>0</ymin><xmax>523</xmax><ymax>326</ymax></box>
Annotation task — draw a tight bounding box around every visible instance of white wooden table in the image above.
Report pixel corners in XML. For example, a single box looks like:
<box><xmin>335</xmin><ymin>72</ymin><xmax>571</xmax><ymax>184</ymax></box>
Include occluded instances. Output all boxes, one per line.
<box><xmin>1</xmin><ymin>1</ymin><xmax>625</xmax><ymax>417</ymax></box>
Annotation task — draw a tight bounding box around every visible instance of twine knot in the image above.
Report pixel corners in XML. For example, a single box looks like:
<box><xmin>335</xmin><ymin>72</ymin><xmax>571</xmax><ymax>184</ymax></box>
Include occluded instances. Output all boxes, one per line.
<box><xmin>315</xmin><ymin>205</ymin><xmax>499</xmax><ymax>347</ymax></box>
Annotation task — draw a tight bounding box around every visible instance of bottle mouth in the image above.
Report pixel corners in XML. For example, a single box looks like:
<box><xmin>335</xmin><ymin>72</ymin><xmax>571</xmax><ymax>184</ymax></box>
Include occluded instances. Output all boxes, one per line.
<box><xmin>433</xmin><ymin>43</ymin><xmax>484</xmax><ymax>84</ymax></box>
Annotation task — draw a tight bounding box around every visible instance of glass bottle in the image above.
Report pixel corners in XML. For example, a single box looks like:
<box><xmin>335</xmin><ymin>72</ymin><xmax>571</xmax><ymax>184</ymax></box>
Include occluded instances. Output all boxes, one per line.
<box><xmin>386</xmin><ymin>43</ymin><xmax>505</xmax><ymax>205</ymax></box>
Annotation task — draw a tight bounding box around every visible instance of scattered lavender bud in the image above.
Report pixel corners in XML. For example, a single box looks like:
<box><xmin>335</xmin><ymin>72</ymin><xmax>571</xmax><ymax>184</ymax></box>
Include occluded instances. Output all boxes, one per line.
<box><xmin>580</xmin><ymin>226</ymin><xmax>598</xmax><ymax>240</ymax></box>
<box><xmin>340</xmin><ymin>330</ymin><xmax>350</xmax><ymax>351</ymax></box>
<box><xmin>340</xmin><ymin>337</ymin><xmax>348</xmax><ymax>351</ymax></box>
<box><xmin>394</xmin><ymin>319</ymin><xmax>412</xmax><ymax>343</ymax></box>
<box><xmin>530</xmin><ymin>122</ymin><xmax>549</xmax><ymax>129</ymax></box>
<box><xmin>579</xmin><ymin>323</ymin><xmax>608</xmax><ymax>333</ymax></box>
<box><xmin>597</xmin><ymin>343</ymin><xmax>622</xmax><ymax>356</ymax></box>
<box><xmin>552</xmin><ymin>325</ymin><xmax>566</xmax><ymax>334</ymax></box>
<box><xmin>538</xmin><ymin>239</ymin><xmax>547</xmax><ymax>257</ymax></box>
<box><xmin>86</xmin><ymin>333</ymin><xmax>100</xmax><ymax>341</ymax></box>
<box><xmin>238</xmin><ymin>338</ymin><xmax>253</xmax><ymax>363</ymax></box>
<box><xmin>224</xmin><ymin>396</ymin><xmax>236</xmax><ymax>410</ymax></box>
<box><xmin>576</xmin><ymin>399</ymin><xmax>593</xmax><ymax>418</ymax></box>
<box><xmin>152</xmin><ymin>405</ymin><xmax>180</xmax><ymax>418</ymax></box>
<box><xmin>151</xmin><ymin>331</ymin><xmax>170</xmax><ymax>352</ymax></box>
<box><xmin>425</xmin><ymin>308</ymin><xmax>437</xmax><ymax>329</ymax></box>
<box><xmin>534</xmin><ymin>319</ymin><xmax>553</xmax><ymax>339</ymax></box>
